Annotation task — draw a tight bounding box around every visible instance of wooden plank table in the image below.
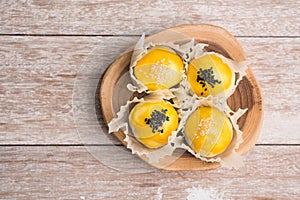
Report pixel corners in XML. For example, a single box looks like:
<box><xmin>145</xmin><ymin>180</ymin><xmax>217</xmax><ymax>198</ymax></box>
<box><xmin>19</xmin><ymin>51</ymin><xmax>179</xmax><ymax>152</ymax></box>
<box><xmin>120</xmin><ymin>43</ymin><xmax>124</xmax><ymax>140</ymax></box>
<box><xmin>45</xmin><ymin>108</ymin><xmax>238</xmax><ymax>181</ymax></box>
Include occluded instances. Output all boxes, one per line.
<box><xmin>1</xmin><ymin>1</ymin><xmax>299</xmax><ymax>199</ymax></box>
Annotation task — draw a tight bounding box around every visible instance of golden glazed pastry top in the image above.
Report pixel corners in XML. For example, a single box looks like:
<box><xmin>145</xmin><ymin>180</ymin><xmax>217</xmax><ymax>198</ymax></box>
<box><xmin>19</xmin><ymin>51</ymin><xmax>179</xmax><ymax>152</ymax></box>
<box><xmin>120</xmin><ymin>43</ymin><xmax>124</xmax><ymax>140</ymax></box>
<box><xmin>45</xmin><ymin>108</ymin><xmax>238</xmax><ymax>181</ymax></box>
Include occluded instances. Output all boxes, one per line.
<box><xmin>187</xmin><ymin>54</ymin><xmax>233</xmax><ymax>97</ymax></box>
<box><xmin>134</xmin><ymin>46</ymin><xmax>184</xmax><ymax>91</ymax></box>
<box><xmin>184</xmin><ymin>106</ymin><xmax>233</xmax><ymax>157</ymax></box>
<box><xmin>129</xmin><ymin>101</ymin><xmax>179</xmax><ymax>148</ymax></box>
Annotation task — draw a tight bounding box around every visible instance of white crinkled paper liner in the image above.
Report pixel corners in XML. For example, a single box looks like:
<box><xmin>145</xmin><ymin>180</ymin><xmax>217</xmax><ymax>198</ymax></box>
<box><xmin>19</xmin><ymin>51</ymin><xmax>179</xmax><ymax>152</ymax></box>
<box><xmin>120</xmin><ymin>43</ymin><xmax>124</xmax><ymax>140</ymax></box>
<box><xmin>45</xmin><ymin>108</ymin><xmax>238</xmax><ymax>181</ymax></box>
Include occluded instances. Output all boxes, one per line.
<box><xmin>108</xmin><ymin>90</ymin><xmax>183</xmax><ymax>165</ymax></box>
<box><xmin>127</xmin><ymin>33</ymin><xmax>195</xmax><ymax>93</ymax></box>
<box><xmin>169</xmin><ymin>98</ymin><xmax>247</xmax><ymax>169</ymax></box>
<box><xmin>170</xmin><ymin>43</ymin><xmax>248</xmax><ymax>110</ymax></box>
<box><xmin>184</xmin><ymin>49</ymin><xmax>248</xmax><ymax>101</ymax></box>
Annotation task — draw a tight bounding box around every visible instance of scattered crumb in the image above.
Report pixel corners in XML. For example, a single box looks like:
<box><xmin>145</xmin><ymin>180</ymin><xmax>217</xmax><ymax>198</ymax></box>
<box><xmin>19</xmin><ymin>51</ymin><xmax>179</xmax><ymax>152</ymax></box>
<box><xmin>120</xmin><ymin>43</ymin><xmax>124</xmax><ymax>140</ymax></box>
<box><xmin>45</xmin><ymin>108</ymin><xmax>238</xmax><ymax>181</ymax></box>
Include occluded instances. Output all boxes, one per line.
<box><xmin>186</xmin><ymin>187</ymin><xmax>225</xmax><ymax>200</ymax></box>
<box><xmin>157</xmin><ymin>187</ymin><xmax>163</xmax><ymax>200</ymax></box>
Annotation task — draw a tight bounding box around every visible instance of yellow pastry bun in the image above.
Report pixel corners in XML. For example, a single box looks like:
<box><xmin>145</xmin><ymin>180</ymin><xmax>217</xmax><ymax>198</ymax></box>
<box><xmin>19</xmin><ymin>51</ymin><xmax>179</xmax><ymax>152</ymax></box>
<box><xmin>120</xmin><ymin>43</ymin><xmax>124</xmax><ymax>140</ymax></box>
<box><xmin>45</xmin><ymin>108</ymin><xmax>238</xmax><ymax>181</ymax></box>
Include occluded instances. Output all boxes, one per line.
<box><xmin>184</xmin><ymin>107</ymin><xmax>233</xmax><ymax>157</ymax></box>
<box><xmin>187</xmin><ymin>54</ymin><xmax>233</xmax><ymax>97</ymax></box>
<box><xmin>134</xmin><ymin>46</ymin><xmax>184</xmax><ymax>91</ymax></box>
<box><xmin>129</xmin><ymin>101</ymin><xmax>179</xmax><ymax>148</ymax></box>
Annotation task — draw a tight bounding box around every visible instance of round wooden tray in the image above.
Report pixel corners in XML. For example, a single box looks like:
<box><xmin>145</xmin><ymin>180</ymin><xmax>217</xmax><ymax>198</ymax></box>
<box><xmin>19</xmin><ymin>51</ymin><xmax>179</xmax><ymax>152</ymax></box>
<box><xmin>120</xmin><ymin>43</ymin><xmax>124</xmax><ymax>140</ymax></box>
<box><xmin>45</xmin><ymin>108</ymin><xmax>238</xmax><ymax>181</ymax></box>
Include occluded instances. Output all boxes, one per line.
<box><xmin>100</xmin><ymin>24</ymin><xmax>263</xmax><ymax>170</ymax></box>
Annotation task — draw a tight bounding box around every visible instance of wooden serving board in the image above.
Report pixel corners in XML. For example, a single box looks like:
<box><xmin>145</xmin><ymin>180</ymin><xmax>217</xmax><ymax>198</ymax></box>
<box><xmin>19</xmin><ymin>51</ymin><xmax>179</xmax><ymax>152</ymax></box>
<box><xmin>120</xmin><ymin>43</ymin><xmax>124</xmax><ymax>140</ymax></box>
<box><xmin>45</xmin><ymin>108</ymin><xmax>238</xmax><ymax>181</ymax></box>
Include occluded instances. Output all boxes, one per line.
<box><xmin>100</xmin><ymin>24</ymin><xmax>263</xmax><ymax>170</ymax></box>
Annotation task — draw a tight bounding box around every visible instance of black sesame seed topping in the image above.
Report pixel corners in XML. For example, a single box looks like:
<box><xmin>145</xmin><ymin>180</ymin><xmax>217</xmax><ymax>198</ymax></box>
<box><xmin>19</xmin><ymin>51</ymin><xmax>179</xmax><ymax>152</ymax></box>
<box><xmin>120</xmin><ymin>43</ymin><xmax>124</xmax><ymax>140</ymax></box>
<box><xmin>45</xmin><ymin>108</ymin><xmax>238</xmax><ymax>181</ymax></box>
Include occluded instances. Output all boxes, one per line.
<box><xmin>196</xmin><ymin>67</ymin><xmax>222</xmax><ymax>88</ymax></box>
<box><xmin>185</xmin><ymin>53</ymin><xmax>189</xmax><ymax>60</ymax></box>
<box><xmin>144</xmin><ymin>109</ymin><xmax>169</xmax><ymax>133</ymax></box>
<box><xmin>144</xmin><ymin>118</ymin><xmax>151</xmax><ymax>125</ymax></box>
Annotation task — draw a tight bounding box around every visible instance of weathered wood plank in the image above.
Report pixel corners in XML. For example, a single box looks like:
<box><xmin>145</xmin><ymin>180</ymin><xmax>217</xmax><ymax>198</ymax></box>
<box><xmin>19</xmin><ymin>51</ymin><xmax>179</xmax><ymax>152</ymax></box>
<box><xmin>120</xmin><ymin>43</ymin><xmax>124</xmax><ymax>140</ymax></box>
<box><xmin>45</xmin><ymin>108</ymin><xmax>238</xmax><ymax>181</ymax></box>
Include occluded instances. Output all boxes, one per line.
<box><xmin>0</xmin><ymin>36</ymin><xmax>138</xmax><ymax>145</ymax></box>
<box><xmin>0</xmin><ymin>36</ymin><xmax>299</xmax><ymax>144</ymax></box>
<box><xmin>0</xmin><ymin>0</ymin><xmax>299</xmax><ymax>36</ymax></box>
<box><xmin>0</xmin><ymin>146</ymin><xmax>299</xmax><ymax>199</ymax></box>
<box><xmin>241</xmin><ymin>38</ymin><xmax>300</xmax><ymax>145</ymax></box>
